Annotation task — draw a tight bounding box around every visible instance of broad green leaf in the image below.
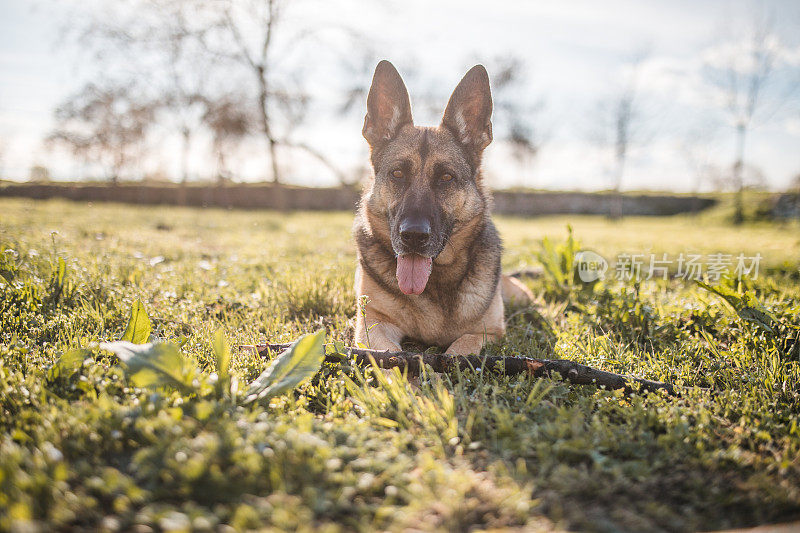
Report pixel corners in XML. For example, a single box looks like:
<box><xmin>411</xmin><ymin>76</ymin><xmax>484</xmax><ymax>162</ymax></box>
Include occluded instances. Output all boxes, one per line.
<box><xmin>244</xmin><ymin>330</ymin><xmax>325</xmax><ymax>404</ymax></box>
<box><xmin>737</xmin><ymin>306</ymin><xmax>778</xmax><ymax>334</ymax></box>
<box><xmin>49</xmin><ymin>348</ymin><xmax>89</xmax><ymax>379</ymax></box>
<box><xmin>212</xmin><ymin>329</ymin><xmax>231</xmax><ymax>379</ymax></box>
<box><xmin>100</xmin><ymin>340</ymin><xmax>196</xmax><ymax>393</ymax></box>
<box><xmin>0</xmin><ymin>268</ymin><xmax>14</xmax><ymax>284</ymax></box>
<box><xmin>695</xmin><ymin>280</ymin><xmax>778</xmax><ymax>333</ymax></box>
<box><xmin>120</xmin><ymin>300</ymin><xmax>152</xmax><ymax>344</ymax></box>
<box><xmin>695</xmin><ymin>280</ymin><xmax>742</xmax><ymax>309</ymax></box>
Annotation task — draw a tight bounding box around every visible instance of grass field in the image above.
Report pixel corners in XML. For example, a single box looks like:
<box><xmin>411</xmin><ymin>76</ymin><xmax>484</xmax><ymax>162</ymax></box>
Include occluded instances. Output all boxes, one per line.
<box><xmin>1</xmin><ymin>197</ymin><xmax>800</xmax><ymax>532</ymax></box>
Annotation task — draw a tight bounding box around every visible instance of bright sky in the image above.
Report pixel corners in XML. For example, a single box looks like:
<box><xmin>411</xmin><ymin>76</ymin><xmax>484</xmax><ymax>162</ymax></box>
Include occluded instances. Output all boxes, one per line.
<box><xmin>1</xmin><ymin>0</ymin><xmax>799</xmax><ymax>191</ymax></box>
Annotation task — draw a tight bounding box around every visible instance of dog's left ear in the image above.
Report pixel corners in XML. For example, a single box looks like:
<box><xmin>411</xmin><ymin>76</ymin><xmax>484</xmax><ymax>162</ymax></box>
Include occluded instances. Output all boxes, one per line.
<box><xmin>441</xmin><ymin>65</ymin><xmax>493</xmax><ymax>152</ymax></box>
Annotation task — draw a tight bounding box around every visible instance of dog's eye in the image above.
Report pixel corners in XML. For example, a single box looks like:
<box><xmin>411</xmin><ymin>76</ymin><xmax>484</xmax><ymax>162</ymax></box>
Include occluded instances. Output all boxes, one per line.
<box><xmin>440</xmin><ymin>173</ymin><xmax>453</xmax><ymax>182</ymax></box>
<box><xmin>391</xmin><ymin>169</ymin><xmax>404</xmax><ymax>179</ymax></box>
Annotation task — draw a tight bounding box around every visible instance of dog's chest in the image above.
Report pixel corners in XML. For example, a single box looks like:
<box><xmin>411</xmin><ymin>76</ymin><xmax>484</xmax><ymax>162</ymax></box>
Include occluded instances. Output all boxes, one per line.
<box><xmin>394</xmin><ymin>277</ymin><xmax>494</xmax><ymax>346</ymax></box>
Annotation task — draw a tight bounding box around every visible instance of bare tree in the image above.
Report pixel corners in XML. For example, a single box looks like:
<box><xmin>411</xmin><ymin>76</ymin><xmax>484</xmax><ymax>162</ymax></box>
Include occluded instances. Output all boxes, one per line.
<box><xmin>681</xmin><ymin>125</ymin><xmax>717</xmax><ymax>194</ymax></box>
<box><xmin>79</xmin><ymin>0</ymin><xmax>360</xmax><ymax>184</ymax></box>
<box><xmin>702</xmin><ymin>9</ymin><xmax>799</xmax><ymax>223</ymax></box>
<box><xmin>201</xmin><ymin>94</ymin><xmax>254</xmax><ymax>183</ymax></box>
<box><xmin>592</xmin><ymin>49</ymin><xmax>651</xmax><ymax>218</ymax></box>
<box><xmin>162</xmin><ymin>89</ymin><xmax>205</xmax><ymax>184</ymax></box>
<box><xmin>191</xmin><ymin>0</ymin><xmax>291</xmax><ymax>184</ymax></box>
<box><xmin>47</xmin><ymin>84</ymin><xmax>156</xmax><ymax>184</ymax></box>
<box><xmin>68</xmin><ymin>0</ymin><xmax>211</xmax><ymax>184</ymax></box>
<box><xmin>28</xmin><ymin>165</ymin><xmax>52</xmax><ymax>182</ymax></box>
<box><xmin>484</xmin><ymin>56</ymin><xmax>548</xmax><ymax>187</ymax></box>
<box><xmin>679</xmin><ymin>124</ymin><xmax>722</xmax><ymax>213</ymax></box>
<box><xmin>58</xmin><ymin>0</ymin><xmax>361</xmax><ymax>185</ymax></box>
<box><xmin>160</xmin><ymin>41</ymin><xmax>208</xmax><ymax>185</ymax></box>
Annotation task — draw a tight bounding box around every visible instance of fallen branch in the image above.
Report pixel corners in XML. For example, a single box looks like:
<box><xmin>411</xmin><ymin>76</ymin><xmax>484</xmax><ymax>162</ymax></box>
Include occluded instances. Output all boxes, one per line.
<box><xmin>507</xmin><ymin>267</ymin><xmax>544</xmax><ymax>279</ymax></box>
<box><xmin>240</xmin><ymin>342</ymin><xmax>676</xmax><ymax>395</ymax></box>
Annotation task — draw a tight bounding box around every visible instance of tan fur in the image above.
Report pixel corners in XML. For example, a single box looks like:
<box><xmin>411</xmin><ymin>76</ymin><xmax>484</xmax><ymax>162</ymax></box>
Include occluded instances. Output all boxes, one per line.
<box><xmin>354</xmin><ymin>257</ymin><xmax>506</xmax><ymax>355</ymax></box>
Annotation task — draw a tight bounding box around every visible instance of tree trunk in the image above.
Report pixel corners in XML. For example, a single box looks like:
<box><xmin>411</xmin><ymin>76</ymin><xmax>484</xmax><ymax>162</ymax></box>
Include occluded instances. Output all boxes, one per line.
<box><xmin>258</xmin><ymin>77</ymin><xmax>285</xmax><ymax>209</ymax></box>
<box><xmin>610</xmin><ymin>155</ymin><xmax>625</xmax><ymax>220</ymax></box>
<box><xmin>215</xmin><ymin>145</ymin><xmax>227</xmax><ymax>184</ymax></box>
<box><xmin>268</xmin><ymin>137</ymin><xmax>281</xmax><ymax>186</ymax></box>
<box><xmin>180</xmin><ymin>127</ymin><xmax>191</xmax><ymax>184</ymax></box>
<box><xmin>111</xmin><ymin>150</ymin><xmax>124</xmax><ymax>186</ymax></box>
<box><xmin>256</xmin><ymin>67</ymin><xmax>281</xmax><ymax>185</ymax></box>
<box><xmin>732</xmin><ymin>123</ymin><xmax>747</xmax><ymax>225</ymax></box>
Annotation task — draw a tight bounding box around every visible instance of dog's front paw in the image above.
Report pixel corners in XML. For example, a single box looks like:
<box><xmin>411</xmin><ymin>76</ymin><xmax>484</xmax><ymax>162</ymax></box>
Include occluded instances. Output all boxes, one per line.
<box><xmin>445</xmin><ymin>334</ymin><xmax>489</xmax><ymax>356</ymax></box>
<box><xmin>355</xmin><ymin>320</ymin><xmax>403</xmax><ymax>352</ymax></box>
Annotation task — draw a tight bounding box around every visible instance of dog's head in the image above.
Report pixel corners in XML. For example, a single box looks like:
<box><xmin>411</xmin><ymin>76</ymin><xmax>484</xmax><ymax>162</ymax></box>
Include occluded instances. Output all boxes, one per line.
<box><xmin>362</xmin><ymin>60</ymin><xmax>493</xmax><ymax>295</ymax></box>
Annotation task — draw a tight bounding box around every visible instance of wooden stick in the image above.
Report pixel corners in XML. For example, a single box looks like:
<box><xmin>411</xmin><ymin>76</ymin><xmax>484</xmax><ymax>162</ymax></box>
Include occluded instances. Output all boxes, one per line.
<box><xmin>507</xmin><ymin>267</ymin><xmax>544</xmax><ymax>279</ymax></box>
<box><xmin>240</xmin><ymin>342</ymin><xmax>676</xmax><ymax>396</ymax></box>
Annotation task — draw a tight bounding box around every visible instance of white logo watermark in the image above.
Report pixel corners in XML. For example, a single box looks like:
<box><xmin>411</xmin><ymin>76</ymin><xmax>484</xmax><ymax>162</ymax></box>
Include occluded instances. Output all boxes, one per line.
<box><xmin>574</xmin><ymin>251</ymin><xmax>761</xmax><ymax>283</ymax></box>
<box><xmin>575</xmin><ymin>250</ymin><xmax>609</xmax><ymax>282</ymax></box>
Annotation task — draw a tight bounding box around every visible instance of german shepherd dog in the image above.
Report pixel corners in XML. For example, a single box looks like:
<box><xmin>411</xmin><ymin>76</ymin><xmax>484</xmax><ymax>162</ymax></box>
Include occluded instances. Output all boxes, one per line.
<box><xmin>354</xmin><ymin>60</ymin><xmax>532</xmax><ymax>356</ymax></box>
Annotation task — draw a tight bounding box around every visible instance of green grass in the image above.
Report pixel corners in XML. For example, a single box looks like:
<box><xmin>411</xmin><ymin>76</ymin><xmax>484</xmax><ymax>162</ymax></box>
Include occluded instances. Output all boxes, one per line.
<box><xmin>1</xmin><ymin>197</ymin><xmax>799</xmax><ymax>532</ymax></box>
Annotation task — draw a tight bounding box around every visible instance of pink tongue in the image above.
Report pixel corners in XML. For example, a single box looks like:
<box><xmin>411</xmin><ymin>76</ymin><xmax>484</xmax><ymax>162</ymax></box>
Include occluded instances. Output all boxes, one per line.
<box><xmin>396</xmin><ymin>254</ymin><xmax>433</xmax><ymax>295</ymax></box>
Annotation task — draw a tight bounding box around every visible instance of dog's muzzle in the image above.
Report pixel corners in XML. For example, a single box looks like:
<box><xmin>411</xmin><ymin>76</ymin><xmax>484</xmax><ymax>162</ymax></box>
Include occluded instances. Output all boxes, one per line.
<box><xmin>393</xmin><ymin>214</ymin><xmax>438</xmax><ymax>295</ymax></box>
<box><xmin>399</xmin><ymin>217</ymin><xmax>431</xmax><ymax>250</ymax></box>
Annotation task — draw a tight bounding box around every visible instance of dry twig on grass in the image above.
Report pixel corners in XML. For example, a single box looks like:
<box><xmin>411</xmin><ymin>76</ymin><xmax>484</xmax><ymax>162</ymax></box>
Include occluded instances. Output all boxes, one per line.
<box><xmin>241</xmin><ymin>342</ymin><xmax>676</xmax><ymax>395</ymax></box>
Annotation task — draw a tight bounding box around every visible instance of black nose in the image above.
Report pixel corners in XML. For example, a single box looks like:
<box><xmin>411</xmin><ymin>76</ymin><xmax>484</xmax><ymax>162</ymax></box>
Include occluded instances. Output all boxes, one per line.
<box><xmin>399</xmin><ymin>218</ymin><xmax>431</xmax><ymax>249</ymax></box>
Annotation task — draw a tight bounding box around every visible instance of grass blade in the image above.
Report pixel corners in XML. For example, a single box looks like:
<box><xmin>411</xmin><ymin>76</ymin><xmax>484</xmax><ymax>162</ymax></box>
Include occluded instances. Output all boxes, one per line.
<box><xmin>212</xmin><ymin>328</ymin><xmax>231</xmax><ymax>379</ymax></box>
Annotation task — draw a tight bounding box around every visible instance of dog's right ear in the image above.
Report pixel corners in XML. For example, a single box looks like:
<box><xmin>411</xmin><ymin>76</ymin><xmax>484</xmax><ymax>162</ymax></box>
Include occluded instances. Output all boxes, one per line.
<box><xmin>363</xmin><ymin>60</ymin><xmax>413</xmax><ymax>147</ymax></box>
<box><xmin>441</xmin><ymin>65</ymin><xmax>493</xmax><ymax>153</ymax></box>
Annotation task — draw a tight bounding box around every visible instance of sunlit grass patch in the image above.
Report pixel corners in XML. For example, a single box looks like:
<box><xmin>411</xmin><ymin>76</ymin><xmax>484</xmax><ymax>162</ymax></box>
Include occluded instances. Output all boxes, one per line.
<box><xmin>1</xmin><ymin>198</ymin><xmax>799</xmax><ymax>531</ymax></box>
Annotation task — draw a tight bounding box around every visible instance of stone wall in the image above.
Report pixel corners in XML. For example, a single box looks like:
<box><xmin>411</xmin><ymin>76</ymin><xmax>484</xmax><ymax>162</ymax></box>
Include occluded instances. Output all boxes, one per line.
<box><xmin>769</xmin><ymin>193</ymin><xmax>800</xmax><ymax>219</ymax></box>
<box><xmin>492</xmin><ymin>190</ymin><xmax>716</xmax><ymax>216</ymax></box>
<box><xmin>0</xmin><ymin>182</ymin><xmax>717</xmax><ymax>216</ymax></box>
